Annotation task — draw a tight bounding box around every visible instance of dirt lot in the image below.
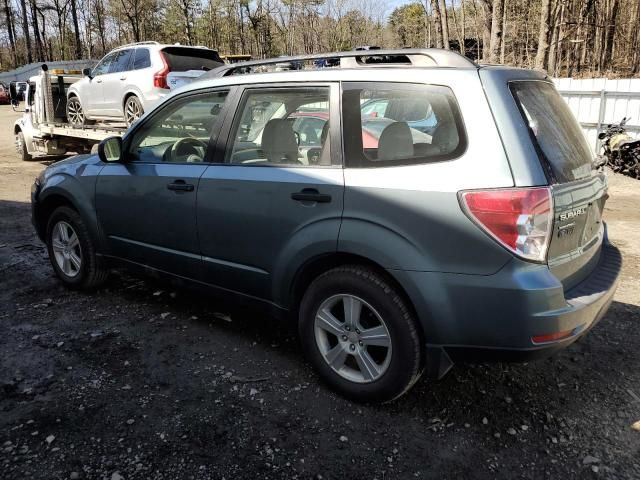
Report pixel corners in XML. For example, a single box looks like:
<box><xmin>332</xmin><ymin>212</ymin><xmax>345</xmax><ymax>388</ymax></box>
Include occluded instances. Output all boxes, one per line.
<box><xmin>1</xmin><ymin>103</ymin><xmax>639</xmax><ymax>480</ymax></box>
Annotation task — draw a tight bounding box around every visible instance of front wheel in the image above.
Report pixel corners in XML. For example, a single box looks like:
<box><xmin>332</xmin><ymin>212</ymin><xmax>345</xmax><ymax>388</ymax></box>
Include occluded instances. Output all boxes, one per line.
<box><xmin>299</xmin><ymin>266</ymin><xmax>424</xmax><ymax>402</ymax></box>
<box><xmin>46</xmin><ymin>206</ymin><xmax>109</xmax><ymax>289</ymax></box>
<box><xmin>16</xmin><ymin>131</ymin><xmax>32</xmax><ymax>161</ymax></box>
<box><xmin>66</xmin><ymin>97</ymin><xmax>94</xmax><ymax>126</ymax></box>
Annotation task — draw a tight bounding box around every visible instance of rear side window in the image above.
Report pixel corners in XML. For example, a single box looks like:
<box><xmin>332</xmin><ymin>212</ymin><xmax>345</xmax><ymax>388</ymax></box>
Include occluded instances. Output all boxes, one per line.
<box><xmin>109</xmin><ymin>49</ymin><xmax>133</xmax><ymax>73</ymax></box>
<box><xmin>511</xmin><ymin>81</ymin><xmax>592</xmax><ymax>182</ymax></box>
<box><xmin>342</xmin><ymin>82</ymin><xmax>466</xmax><ymax>167</ymax></box>
<box><xmin>132</xmin><ymin>48</ymin><xmax>151</xmax><ymax>69</ymax></box>
<box><xmin>161</xmin><ymin>47</ymin><xmax>223</xmax><ymax>72</ymax></box>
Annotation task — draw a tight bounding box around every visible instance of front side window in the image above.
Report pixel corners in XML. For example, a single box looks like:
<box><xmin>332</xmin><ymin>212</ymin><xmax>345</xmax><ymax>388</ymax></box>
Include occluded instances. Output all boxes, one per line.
<box><xmin>127</xmin><ymin>90</ymin><xmax>229</xmax><ymax>163</ymax></box>
<box><xmin>342</xmin><ymin>82</ymin><xmax>466</xmax><ymax>167</ymax></box>
<box><xmin>109</xmin><ymin>49</ymin><xmax>133</xmax><ymax>74</ymax></box>
<box><xmin>227</xmin><ymin>87</ymin><xmax>331</xmax><ymax>166</ymax></box>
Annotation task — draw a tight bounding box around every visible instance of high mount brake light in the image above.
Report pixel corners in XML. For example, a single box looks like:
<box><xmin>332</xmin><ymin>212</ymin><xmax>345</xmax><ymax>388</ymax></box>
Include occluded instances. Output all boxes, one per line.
<box><xmin>460</xmin><ymin>187</ymin><xmax>553</xmax><ymax>263</ymax></box>
<box><xmin>153</xmin><ymin>52</ymin><xmax>170</xmax><ymax>89</ymax></box>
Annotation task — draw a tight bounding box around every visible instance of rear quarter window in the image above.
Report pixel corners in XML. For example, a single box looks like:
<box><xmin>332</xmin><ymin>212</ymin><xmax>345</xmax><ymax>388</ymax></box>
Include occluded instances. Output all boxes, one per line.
<box><xmin>342</xmin><ymin>82</ymin><xmax>466</xmax><ymax>168</ymax></box>
<box><xmin>510</xmin><ymin>80</ymin><xmax>593</xmax><ymax>183</ymax></box>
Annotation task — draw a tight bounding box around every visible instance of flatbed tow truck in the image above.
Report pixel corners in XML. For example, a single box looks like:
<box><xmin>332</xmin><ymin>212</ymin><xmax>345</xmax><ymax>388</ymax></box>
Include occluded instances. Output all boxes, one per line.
<box><xmin>13</xmin><ymin>65</ymin><xmax>126</xmax><ymax>161</ymax></box>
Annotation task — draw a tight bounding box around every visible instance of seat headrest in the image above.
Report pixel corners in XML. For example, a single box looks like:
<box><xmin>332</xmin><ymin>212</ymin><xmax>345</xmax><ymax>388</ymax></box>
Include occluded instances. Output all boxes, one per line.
<box><xmin>262</xmin><ymin>119</ymin><xmax>298</xmax><ymax>164</ymax></box>
<box><xmin>377</xmin><ymin>122</ymin><xmax>413</xmax><ymax>161</ymax></box>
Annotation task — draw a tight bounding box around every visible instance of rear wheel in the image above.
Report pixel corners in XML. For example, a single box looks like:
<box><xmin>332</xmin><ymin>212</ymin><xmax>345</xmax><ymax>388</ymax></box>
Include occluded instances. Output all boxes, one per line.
<box><xmin>299</xmin><ymin>265</ymin><xmax>424</xmax><ymax>402</ymax></box>
<box><xmin>16</xmin><ymin>131</ymin><xmax>32</xmax><ymax>161</ymax></box>
<box><xmin>46</xmin><ymin>206</ymin><xmax>109</xmax><ymax>289</ymax></box>
<box><xmin>124</xmin><ymin>96</ymin><xmax>144</xmax><ymax>126</ymax></box>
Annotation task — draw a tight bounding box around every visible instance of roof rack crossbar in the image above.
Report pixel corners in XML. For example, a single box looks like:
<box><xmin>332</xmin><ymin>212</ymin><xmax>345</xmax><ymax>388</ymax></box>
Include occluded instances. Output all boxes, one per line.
<box><xmin>205</xmin><ymin>48</ymin><xmax>477</xmax><ymax>79</ymax></box>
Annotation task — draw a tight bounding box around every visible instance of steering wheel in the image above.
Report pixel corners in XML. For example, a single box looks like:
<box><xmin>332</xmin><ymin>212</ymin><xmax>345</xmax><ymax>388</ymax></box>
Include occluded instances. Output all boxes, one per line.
<box><xmin>170</xmin><ymin>137</ymin><xmax>208</xmax><ymax>162</ymax></box>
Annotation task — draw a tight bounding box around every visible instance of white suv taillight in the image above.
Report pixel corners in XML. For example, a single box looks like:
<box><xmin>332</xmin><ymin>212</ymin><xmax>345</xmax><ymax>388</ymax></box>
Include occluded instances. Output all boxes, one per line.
<box><xmin>153</xmin><ymin>52</ymin><xmax>171</xmax><ymax>89</ymax></box>
<box><xmin>460</xmin><ymin>187</ymin><xmax>553</xmax><ymax>263</ymax></box>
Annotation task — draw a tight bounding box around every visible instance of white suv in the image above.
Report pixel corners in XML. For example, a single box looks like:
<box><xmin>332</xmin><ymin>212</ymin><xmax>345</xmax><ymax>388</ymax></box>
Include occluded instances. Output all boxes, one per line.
<box><xmin>66</xmin><ymin>41</ymin><xmax>223</xmax><ymax>126</ymax></box>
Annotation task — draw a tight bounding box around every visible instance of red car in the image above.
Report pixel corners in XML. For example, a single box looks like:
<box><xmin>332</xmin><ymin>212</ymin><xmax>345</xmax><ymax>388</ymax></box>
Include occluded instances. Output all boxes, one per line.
<box><xmin>0</xmin><ymin>85</ymin><xmax>10</xmax><ymax>105</ymax></box>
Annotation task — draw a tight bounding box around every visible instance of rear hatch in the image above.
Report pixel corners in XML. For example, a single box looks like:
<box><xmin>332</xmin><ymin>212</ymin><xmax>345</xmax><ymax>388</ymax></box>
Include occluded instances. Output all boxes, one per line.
<box><xmin>511</xmin><ymin>80</ymin><xmax>607</xmax><ymax>290</ymax></box>
<box><xmin>160</xmin><ymin>47</ymin><xmax>224</xmax><ymax>73</ymax></box>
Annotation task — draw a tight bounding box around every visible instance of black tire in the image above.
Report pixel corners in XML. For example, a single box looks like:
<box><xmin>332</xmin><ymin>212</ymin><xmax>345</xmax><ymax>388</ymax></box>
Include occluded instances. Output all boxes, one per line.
<box><xmin>299</xmin><ymin>265</ymin><xmax>424</xmax><ymax>403</ymax></box>
<box><xmin>46</xmin><ymin>206</ymin><xmax>109</xmax><ymax>289</ymax></box>
<box><xmin>17</xmin><ymin>131</ymin><xmax>32</xmax><ymax>161</ymax></box>
<box><xmin>124</xmin><ymin>95</ymin><xmax>144</xmax><ymax>126</ymax></box>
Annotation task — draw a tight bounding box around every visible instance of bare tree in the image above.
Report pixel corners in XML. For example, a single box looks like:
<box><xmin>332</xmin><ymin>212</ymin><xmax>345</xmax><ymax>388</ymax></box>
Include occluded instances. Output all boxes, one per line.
<box><xmin>534</xmin><ymin>0</ymin><xmax>551</xmax><ymax>70</ymax></box>
<box><xmin>488</xmin><ymin>0</ymin><xmax>503</xmax><ymax>63</ymax></box>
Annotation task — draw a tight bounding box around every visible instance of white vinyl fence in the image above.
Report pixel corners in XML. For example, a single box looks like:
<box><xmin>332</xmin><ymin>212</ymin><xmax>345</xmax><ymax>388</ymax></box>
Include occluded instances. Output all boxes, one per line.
<box><xmin>553</xmin><ymin>77</ymin><xmax>640</xmax><ymax>154</ymax></box>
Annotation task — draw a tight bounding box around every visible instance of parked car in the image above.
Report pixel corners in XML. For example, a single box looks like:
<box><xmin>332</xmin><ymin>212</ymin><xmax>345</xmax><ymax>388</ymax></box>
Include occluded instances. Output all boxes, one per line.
<box><xmin>66</xmin><ymin>41</ymin><xmax>223</xmax><ymax>126</ymax></box>
<box><xmin>0</xmin><ymin>84</ymin><xmax>10</xmax><ymax>105</ymax></box>
<box><xmin>32</xmin><ymin>49</ymin><xmax>621</xmax><ymax>402</ymax></box>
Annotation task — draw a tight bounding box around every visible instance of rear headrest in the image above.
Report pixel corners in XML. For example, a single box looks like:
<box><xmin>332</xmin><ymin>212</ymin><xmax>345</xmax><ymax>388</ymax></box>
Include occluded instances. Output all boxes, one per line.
<box><xmin>377</xmin><ymin>122</ymin><xmax>413</xmax><ymax>161</ymax></box>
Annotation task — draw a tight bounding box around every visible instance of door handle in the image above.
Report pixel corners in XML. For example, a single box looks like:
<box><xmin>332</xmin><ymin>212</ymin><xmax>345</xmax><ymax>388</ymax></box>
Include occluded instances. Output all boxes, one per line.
<box><xmin>167</xmin><ymin>180</ymin><xmax>194</xmax><ymax>192</ymax></box>
<box><xmin>119</xmin><ymin>77</ymin><xmax>127</xmax><ymax>81</ymax></box>
<box><xmin>96</xmin><ymin>79</ymin><xmax>102</xmax><ymax>83</ymax></box>
<box><xmin>291</xmin><ymin>188</ymin><xmax>331</xmax><ymax>203</ymax></box>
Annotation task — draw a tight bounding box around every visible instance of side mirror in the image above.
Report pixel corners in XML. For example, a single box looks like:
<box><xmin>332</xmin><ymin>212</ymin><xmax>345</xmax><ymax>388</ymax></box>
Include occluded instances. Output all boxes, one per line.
<box><xmin>82</xmin><ymin>68</ymin><xmax>93</xmax><ymax>79</ymax></box>
<box><xmin>98</xmin><ymin>136</ymin><xmax>123</xmax><ymax>162</ymax></box>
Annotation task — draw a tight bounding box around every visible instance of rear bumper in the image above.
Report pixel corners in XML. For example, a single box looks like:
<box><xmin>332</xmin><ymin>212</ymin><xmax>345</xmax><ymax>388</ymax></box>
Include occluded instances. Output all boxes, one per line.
<box><xmin>393</xmin><ymin>238</ymin><xmax>622</xmax><ymax>371</ymax></box>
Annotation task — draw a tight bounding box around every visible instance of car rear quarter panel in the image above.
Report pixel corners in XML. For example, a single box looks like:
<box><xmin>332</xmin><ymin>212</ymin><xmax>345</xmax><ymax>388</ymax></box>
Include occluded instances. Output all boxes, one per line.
<box><xmin>339</xmin><ymin>69</ymin><xmax>515</xmax><ymax>275</ymax></box>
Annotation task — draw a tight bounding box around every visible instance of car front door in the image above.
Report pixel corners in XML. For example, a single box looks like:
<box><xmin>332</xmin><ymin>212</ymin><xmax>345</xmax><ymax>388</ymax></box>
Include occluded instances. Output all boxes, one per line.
<box><xmin>100</xmin><ymin>48</ymin><xmax>134</xmax><ymax>117</ymax></box>
<box><xmin>95</xmin><ymin>89</ymin><xmax>231</xmax><ymax>278</ymax></box>
<box><xmin>197</xmin><ymin>84</ymin><xmax>344</xmax><ymax>303</ymax></box>
<box><xmin>84</xmin><ymin>53</ymin><xmax>116</xmax><ymax>114</ymax></box>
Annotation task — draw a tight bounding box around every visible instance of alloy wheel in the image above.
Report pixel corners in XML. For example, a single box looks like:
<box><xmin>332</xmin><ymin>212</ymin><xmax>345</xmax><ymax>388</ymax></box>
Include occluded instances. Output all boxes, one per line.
<box><xmin>67</xmin><ymin>99</ymin><xmax>84</xmax><ymax>125</ymax></box>
<box><xmin>314</xmin><ymin>294</ymin><xmax>392</xmax><ymax>383</ymax></box>
<box><xmin>125</xmin><ymin>98</ymin><xmax>143</xmax><ymax>125</ymax></box>
<box><xmin>51</xmin><ymin>221</ymin><xmax>82</xmax><ymax>277</ymax></box>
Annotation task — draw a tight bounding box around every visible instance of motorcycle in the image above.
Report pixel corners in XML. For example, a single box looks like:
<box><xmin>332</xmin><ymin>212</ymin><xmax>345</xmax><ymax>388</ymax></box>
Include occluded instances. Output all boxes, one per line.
<box><xmin>598</xmin><ymin>117</ymin><xmax>640</xmax><ymax>179</ymax></box>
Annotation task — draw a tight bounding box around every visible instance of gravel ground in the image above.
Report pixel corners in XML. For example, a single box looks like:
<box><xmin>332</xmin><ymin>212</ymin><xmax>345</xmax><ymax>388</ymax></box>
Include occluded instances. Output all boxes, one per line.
<box><xmin>1</xmin><ymin>104</ymin><xmax>639</xmax><ymax>479</ymax></box>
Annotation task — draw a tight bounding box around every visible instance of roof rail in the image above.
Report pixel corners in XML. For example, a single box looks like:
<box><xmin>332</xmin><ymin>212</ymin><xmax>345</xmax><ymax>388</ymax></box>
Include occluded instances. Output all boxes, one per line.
<box><xmin>204</xmin><ymin>48</ymin><xmax>477</xmax><ymax>79</ymax></box>
<box><xmin>115</xmin><ymin>41</ymin><xmax>161</xmax><ymax>49</ymax></box>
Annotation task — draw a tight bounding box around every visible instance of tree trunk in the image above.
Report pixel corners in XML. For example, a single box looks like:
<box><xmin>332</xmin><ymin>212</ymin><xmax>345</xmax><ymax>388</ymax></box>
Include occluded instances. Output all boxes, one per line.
<box><xmin>439</xmin><ymin>0</ymin><xmax>450</xmax><ymax>49</ymax></box>
<box><xmin>536</xmin><ymin>0</ymin><xmax>551</xmax><ymax>70</ymax></box>
<box><xmin>488</xmin><ymin>0</ymin><xmax>504</xmax><ymax>63</ymax></box>
<box><xmin>500</xmin><ymin>0</ymin><xmax>507</xmax><ymax>63</ymax></box>
<box><xmin>430</xmin><ymin>0</ymin><xmax>444</xmax><ymax>48</ymax></box>
<box><xmin>602</xmin><ymin>0</ymin><xmax>619</xmax><ymax>72</ymax></box>
<box><xmin>478</xmin><ymin>0</ymin><xmax>492</xmax><ymax>61</ymax></box>
<box><xmin>19</xmin><ymin>0</ymin><xmax>32</xmax><ymax>63</ymax></box>
<box><xmin>70</xmin><ymin>0</ymin><xmax>82</xmax><ymax>59</ymax></box>
<box><xmin>3</xmin><ymin>0</ymin><xmax>18</xmax><ymax>67</ymax></box>
<box><xmin>29</xmin><ymin>0</ymin><xmax>43</xmax><ymax>61</ymax></box>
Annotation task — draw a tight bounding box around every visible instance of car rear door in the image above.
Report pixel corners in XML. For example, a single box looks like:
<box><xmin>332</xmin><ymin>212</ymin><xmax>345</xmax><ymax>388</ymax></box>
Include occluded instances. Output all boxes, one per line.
<box><xmin>509</xmin><ymin>80</ymin><xmax>608</xmax><ymax>290</ymax></box>
<box><xmin>196</xmin><ymin>83</ymin><xmax>344</xmax><ymax>303</ymax></box>
<box><xmin>95</xmin><ymin>88</ymin><xmax>231</xmax><ymax>278</ymax></box>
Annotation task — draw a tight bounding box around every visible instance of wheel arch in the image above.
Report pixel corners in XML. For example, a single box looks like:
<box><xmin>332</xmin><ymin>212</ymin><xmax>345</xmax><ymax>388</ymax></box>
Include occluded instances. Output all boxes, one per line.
<box><xmin>288</xmin><ymin>252</ymin><xmax>424</xmax><ymax>341</ymax></box>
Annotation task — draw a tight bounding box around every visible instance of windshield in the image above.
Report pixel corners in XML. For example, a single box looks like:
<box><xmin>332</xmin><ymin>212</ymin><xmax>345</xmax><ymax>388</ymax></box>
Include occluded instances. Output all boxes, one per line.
<box><xmin>511</xmin><ymin>81</ymin><xmax>592</xmax><ymax>183</ymax></box>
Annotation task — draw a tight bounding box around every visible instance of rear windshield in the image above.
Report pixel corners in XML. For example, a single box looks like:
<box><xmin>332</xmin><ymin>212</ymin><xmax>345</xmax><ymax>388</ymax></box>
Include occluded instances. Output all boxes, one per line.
<box><xmin>161</xmin><ymin>47</ymin><xmax>223</xmax><ymax>72</ymax></box>
<box><xmin>511</xmin><ymin>81</ymin><xmax>592</xmax><ymax>183</ymax></box>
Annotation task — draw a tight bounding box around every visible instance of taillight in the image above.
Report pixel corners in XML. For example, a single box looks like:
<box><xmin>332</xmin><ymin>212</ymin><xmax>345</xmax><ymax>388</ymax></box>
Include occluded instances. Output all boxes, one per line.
<box><xmin>460</xmin><ymin>187</ymin><xmax>553</xmax><ymax>263</ymax></box>
<box><xmin>153</xmin><ymin>52</ymin><xmax>170</xmax><ymax>89</ymax></box>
